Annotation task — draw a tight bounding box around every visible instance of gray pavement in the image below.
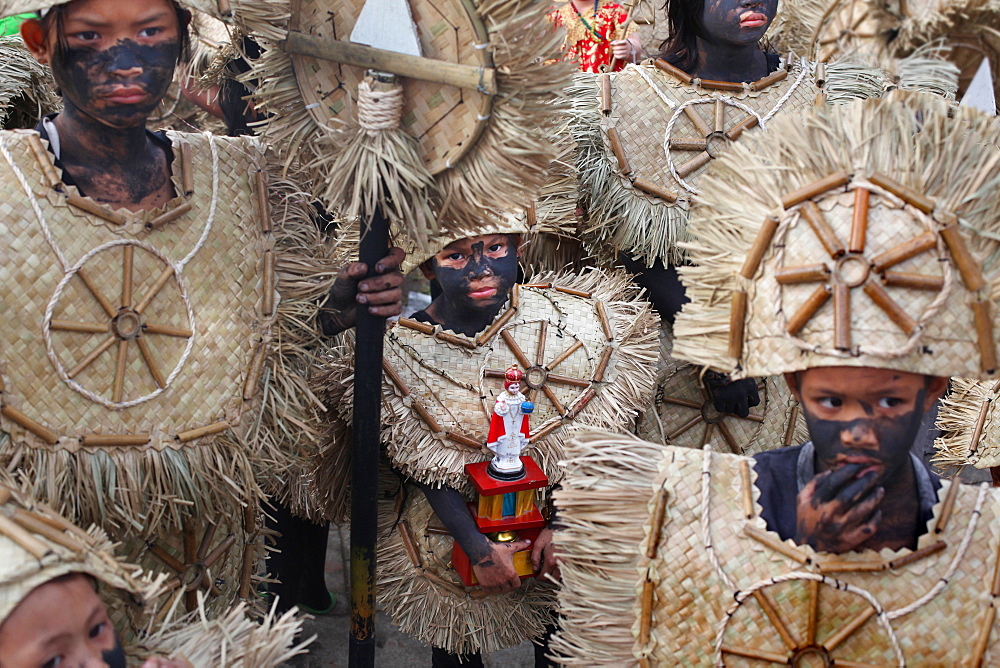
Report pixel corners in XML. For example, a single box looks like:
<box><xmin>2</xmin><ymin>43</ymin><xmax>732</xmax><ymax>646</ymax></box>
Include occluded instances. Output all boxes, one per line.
<box><xmin>284</xmin><ymin>524</ymin><xmax>534</xmax><ymax>667</ymax></box>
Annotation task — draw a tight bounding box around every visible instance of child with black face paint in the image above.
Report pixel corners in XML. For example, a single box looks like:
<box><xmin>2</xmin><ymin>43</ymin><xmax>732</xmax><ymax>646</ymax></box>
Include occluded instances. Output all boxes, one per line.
<box><xmin>410</xmin><ymin>233</ymin><xmax>559</xmax><ymax>667</ymax></box>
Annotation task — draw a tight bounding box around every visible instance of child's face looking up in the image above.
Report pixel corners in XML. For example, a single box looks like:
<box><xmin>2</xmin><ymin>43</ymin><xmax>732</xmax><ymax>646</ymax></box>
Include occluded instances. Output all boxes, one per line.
<box><xmin>0</xmin><ymin>573</ymin><xmax>123</xmax><ymax>668</ymax></box>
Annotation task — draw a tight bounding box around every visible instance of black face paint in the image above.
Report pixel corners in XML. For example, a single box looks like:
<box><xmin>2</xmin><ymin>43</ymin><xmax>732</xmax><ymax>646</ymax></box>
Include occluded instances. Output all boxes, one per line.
<box><xmin>54</xmin><ymin>39</ymin><xmax>179</xmax><ymax>128</ymax></box>
<box><xmin>101</xmin><ymin>635</ymin><xmax>127</xmax><ymax>668</ymax></box>
<box><xmin>803</xmin><ymin>389</ymin><xmax>928</xmax><ymax>486</ymax></box>
<box><xmin>699</xmin><ymin>0</ymin><xmax>778</xmax><ymax>47</ymax></box>
<box><xmin>430</xmin><ymin>237</ymin><xmax>518</xmax><ymax>335</ymax></box>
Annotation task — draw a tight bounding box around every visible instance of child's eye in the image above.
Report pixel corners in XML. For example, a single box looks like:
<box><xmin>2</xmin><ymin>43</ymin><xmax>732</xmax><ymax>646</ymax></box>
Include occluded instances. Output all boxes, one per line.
<box><xmin>815</xmin><ymin>396</ymin><xmax>842</xmax><ymax>409</ymax></box>
<box><xmin>89</xmin><ymin>621</ymin><xmax>108</xmax><ymax>639</ymax></box>
<box><xmin>877</xmin><ymin>397</ymin><xmax>905</xmax><ymax>409</ymax></box>
<box><xmin>139</xmin><ymin>27</ymin><xmax>164</xmax><ymax>38</ymax></box>
<box><xmin>445</xmin><ymin>252</ymin><xmax>464</xmax><ymax>261</ymax></box>
<box><xmin>42</xmin><ymin>656</ymin><xmax>63</xmax><ymax>668</ymax></box>
<box><xmin>72</xmin><ymin>31</ymin><xmax>100</xmax><ymax>41</ymax></box>
<box><xmin>487</xmin><ymin>243</ymin><xmax>504</xmax><ymax>253</ymax></box>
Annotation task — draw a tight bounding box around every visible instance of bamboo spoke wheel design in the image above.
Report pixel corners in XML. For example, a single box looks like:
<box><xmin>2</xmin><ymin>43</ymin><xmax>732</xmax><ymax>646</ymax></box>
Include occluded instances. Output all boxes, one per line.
<box><xmin>47</xmin><ymin>242</ymin><xmax>193</xmax><ymax>407</ymax></box>
<box><xmin>137</xmin><ymin>508</ymin><xmax>260</xmax><ymax>615</ymax></box>
<box><xmin>775</xmin><ymin>188</ymin><xmax>945</xmax><ymax>352</ymax></box>
<box><xmin>667</xmin><ymin>98</ymin><xmax>761</xmax><ymax>182</ymax></box>
<box><xmin>653</xmin><ymin>376</ymin><xmax>768</xmax><ymax>453</ymax></box>
<box><xmin>481</xmin><ymin>318</ymin><xmax>604</xmax><ymax>443</ymax></box>
<box><xmin>718</xmin><ymin>577</ymin><xmax>901</xmax><ymax>667</ymax></box>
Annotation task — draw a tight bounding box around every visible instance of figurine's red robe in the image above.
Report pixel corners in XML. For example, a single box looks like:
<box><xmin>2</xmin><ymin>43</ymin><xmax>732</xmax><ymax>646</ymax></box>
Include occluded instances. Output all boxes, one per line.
<box><xmin>487</xmin><ymin>402</ymin><xmax>531</xmax><ymax>444</ymax></box>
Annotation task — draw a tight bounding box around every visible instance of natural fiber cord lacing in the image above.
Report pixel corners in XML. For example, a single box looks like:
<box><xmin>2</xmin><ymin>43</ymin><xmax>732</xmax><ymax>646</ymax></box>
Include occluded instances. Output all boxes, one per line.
<box><xmin>356</xmin><ymin>78</ymin><xmax>404</xmax><ymax>134</ymax></box>
<box><xmin>0</xmin><ymin>132</ymin><xmax>221</xmax><ymax>410</ymax></box>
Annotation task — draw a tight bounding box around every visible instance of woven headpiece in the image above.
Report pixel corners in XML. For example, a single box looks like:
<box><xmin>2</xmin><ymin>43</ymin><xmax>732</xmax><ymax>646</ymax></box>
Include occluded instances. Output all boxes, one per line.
<box><xmin>399</xmin><ymin>211</ymin><xmax>530</xmax><ymax>275</ymax></box>
<box><xmin>672</xmin><ymin>93</ymin><xmax>1000</xmax><ymax>379</ymax></box>
<box><xmin>0</xmin><ymin>36</ymin><xmax>59</xmax><ymax>130</ymax></box>
<box><xmin>0</xmin><ymin>484</ymin><xmax>156</xmax><ymax>626</ymax></box>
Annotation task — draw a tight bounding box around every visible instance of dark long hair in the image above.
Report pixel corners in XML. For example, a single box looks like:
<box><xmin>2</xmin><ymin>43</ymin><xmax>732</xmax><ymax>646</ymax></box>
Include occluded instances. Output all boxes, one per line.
<box><xmin>38</xmin><ymin>1</ymin><xmax>192</xmax><ymax>70</ymax></box>
<box><xmin>655</xmin><ymin>0</ymin><xmax>704</xmax><ymax>72</ymax></box>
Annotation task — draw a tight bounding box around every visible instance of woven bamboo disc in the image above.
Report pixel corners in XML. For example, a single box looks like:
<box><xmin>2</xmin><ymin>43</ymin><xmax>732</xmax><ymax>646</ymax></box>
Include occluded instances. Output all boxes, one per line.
<box><xmin>317</xmin><ymin>269</ymin><xmax>659</xmax><ymax>492</ymax></box>
<box><xmin>672</xmin><ymin>94</ymin><xmax>1000</xmax><ymax>380</ymax></box>
<box><xmin>635</xmin><ymin>328</ymin><xmax>808</xmax><ymax>455</ymax></box>
<box><xmin>550</xmin><ymin>430</ymin><xmax>1000</xmax><ymax>666</ymax></box>
<box><xmin>572</xmin><ymin>55</ymin><xmax>897</xmax><ymax>267</ymax></box>
<box><xmin>934</xmin><ymin>378</ymin><xmax>1000</xmax><ymax>471</ymax></box>
<box><xmin>116</xmin><ymin>502</ymin><xmax>268</xmax><ymax>625</ymax></box>
<box><xmin>230</xmin><ymin>0</ymin><xmax>573</xmax><ymax>238</ymax></box>
<box><xmin>378</xmin><ymin>481</ymin><xmax>556</xmax><ymax>655</ymax></box>
<box><xmin>0</xmin><ymin>36</ymin><xmax>59</xmax><ymax>131</ymax></box>
<box><xmin>0</xmin><ymin>129</ymin><xmax>337</xmax><ymax>534</ymax></box>
<box><xmin>809</xmin><ymin>0</ymin><xmax>1000</xmax><ymax>104</ymax></box>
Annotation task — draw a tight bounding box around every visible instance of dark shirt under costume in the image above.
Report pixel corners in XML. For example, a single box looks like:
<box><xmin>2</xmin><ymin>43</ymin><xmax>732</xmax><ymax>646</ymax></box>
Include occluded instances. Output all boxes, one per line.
<box><xmin>753</xmin><ymin>442</ymin><xmax>941</xmax><ymax>543</ymax></box>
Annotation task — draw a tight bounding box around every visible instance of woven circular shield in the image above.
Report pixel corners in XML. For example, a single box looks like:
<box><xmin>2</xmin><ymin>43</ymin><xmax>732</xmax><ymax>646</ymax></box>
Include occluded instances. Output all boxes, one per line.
<box><xmin>576</xmin><ymin>58</ymin><xmax>856</xmax><ymax>266</ymax></box>
<box><xmin>232</xmin><ymin>0</ymin><xmax>573</xmax><ymax>236</ymax></box>
<box><xmin>636</xmin><ymin>330</ymin><xmax>808</xmax><ymax>456</ymax></box>
<box><xmin>550</xmin><ymin>431</ymin><xmax>1000</xmax><ymax>665</ymax></box>
<box><xmin>377</xmin><ymin>482</ymin><xmax>556</xmax><ymax>655</ymax></box>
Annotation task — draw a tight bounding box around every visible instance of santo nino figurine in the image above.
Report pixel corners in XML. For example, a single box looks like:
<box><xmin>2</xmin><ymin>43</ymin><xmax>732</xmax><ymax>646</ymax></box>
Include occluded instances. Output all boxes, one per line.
<box><xmin>486</xmin><ymin>365</ymin><xmax>535</xmax><ymax>480</ymax></box>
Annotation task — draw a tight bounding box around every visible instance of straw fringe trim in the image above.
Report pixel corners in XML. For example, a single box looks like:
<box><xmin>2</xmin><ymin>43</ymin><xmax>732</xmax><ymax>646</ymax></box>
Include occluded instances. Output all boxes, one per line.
<box><xmin>934</xmin><ymin>378</ymin><xmax>1000</xmax><ymax>470</ymax></box>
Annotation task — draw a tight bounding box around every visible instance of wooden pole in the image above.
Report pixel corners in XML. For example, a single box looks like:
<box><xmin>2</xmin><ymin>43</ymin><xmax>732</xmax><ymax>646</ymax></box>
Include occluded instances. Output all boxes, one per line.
<box><xmin>349</xmin><ymin>207</ymin><xmax>389</xmax><ymax>667</ymax></box>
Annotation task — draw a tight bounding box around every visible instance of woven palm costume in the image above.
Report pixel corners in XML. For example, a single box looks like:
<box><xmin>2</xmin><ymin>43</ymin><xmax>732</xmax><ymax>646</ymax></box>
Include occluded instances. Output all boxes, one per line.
<box><xmin>0</xmin><ymin>483</ymin><xmax>308</xmax><ymax>666</ymax></box>
<box><xmin>315</xmin><ymin>220</ymin><xmax>659</xmax><ymax>654</ymax></box>
<box><xmin>0</xmin><ymin>0</ymin><xmax>340</xmax><ymax>618</ymax></box>
<box><xmin>551</xmin><ymin>95</ymin><xmax>1000</xmax><ymax>665</ymax></box>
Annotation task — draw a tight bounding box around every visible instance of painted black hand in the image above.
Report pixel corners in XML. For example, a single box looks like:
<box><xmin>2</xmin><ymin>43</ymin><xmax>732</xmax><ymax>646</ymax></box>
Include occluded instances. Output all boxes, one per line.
<box><xmin>319</xmin><ymin>247</ymin><xmax>405</xmax><ymax>336</ymax></box>
<box><xmin>795</xmin><ymin>462</ymin><xmax>885</xmax><ymax>554</ymax></box>
<box><xmin>707</xmin><ymin>375</ymin><xmax>760</xmax><ymax>418</ymax></box>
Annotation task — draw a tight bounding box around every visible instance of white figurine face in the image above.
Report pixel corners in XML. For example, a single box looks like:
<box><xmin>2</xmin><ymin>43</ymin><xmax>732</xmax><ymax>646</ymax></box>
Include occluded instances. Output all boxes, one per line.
<box><xmin>507</xmin><ymin>382</ymin><xmax>520</xmax><ymax>395</ymax></box>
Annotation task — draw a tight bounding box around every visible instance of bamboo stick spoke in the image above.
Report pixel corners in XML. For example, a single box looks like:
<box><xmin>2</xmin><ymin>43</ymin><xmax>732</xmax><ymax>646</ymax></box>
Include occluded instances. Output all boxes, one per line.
<box><xmin>741</xmin><ymin>412</ymin><xmax>765</xmax><ymax>424</ymax></box>
<box><xmin>113</xmin><ymin>340</ymin><xmax>128</xmax><ymax>403</ymax></box>
<box><xmin>822</xmin><ymin>607</ymin><xmax>876</xmax><ymax>652</ymax></box>
<box><xmin>870</xmin><ymin>232</ymin><xmax>937</xmax><ymax>273</ymax></box>
<box><xmin>752</xmin><ymin>589</ymin><xmax>799</xmax><ymax>650</ymax></box>
<box><xmin>776</xmin><ymin>264</ymin><xmax>830</xmax><ymax>284</ymax></box>
<box><xmin>546</xmin><ymin>373</ymin><xmax>591</xmax><ymax>388</ymax></box>
<box><xmin>684</xmin><ymin>105</ymin><xmax>712</xmax><ymax>137</ymax></box>
<box><xmin>542</xmin><ymin>385</ymin><xmax>566</xmax><ymax>416</ymax></box>
<box><xmin>661</xmin><ymin>395</ymin><xmax>702</xmax><ymax>409</ymax></box>
<box><xmin>726</xmin><ymin>115</ymin><xmax>759</xmax><ymax>141</ymax></box>
<box><xmin>197</xmin><ymin>524</ymin><xmax>218</xmax><ymax>561</ymax></box>
<box><xmin>881</xmin><ymin>272</ymin><xmax>944</xmax><ymax>291</ymax></box>
<box><xmin>668</xmin><ymin>138</ymin><xmax>707</xmax><ymax>151</ymax></box>
<box><xmin>716</xmin><ymin>420</ymin><xmax>741</xmax><ymax>454</ymax></box>
<box><xmin>714</xmin><ymin>99</ymin><xmax>725</xmax><ymax>133</ymax></box>
<box><xmin>807</xmin><ymin>579</ymin><xmax>819</xmax><ymax>645</ymax></box>
<box><xmin>148</xmin><ymin>543</ymin><xmax>186</xmax><ymax>574</ymax></box>
<box><xmin>786</xmin><ymin>286</ymin><xmax>832</xmax><ymax>336</ymax></box>
<box><xmin>669</xmin><ymin>414</ymin><xmax>704</xmax><ymax>440</ymax></box>
<box><xmin>203</xmin><ymin>533</ymin><xmax>237</xmax><ymax>568</ymax></box>
<box><xmin>720</xmin><ymin>645</ymin><xmax>789</xmax><ymax>664</ymax></box>
<box><xmin>863</xmin><ymin>282</ymin><xmax>916</xmax><ymax>335</ymax></box>
<box><xmin>500</xmin><ymin>330</ymin><xmax>531</xmax><ymax>369</ymax></box>
<box><xmin>76</xmin><ymin>269</ymin><xmax>117</xmax><ymax>318</ymax></box>
<box><xmin>50</xmin><ymin>320</ymin><xmax>109</xmax><ymax>334</ymax></box>
<box><xmin>122</xmin><ymin>245</ymin><xmax>134</xmax><ymax>309</ymax></box>
<box><xmin>183</xmin><ymin>522</ymin><xmax>197</xmax><ymax>565</ymax></box>
<box><xmin>143</xmin><ymin>323</ymin><xmax>194</xmax><ymax>338</ymax></box>
<box><xmin>802</xmin><ymin>201</ymin><xmax>845</xmax><ymax>258</ymax></box>
<box><xmin>134</xmin><ymin>266</ymin><xmax>175</xmax><ymax>315</ymax></box>
<box><xmin>68</xmin><ymin>336</ymin><xmax>116</xmax><ymax>379</ymax></box>
<box><xmin>535</xmin><ymin>321</ymin><xmax>548</xmax><ymax>366</ymax></box>
<box><xmin>851</xmin><ymin>188</ymin><xmax>869</xmax><ymax>253</ymax></box>
<box><xmin>833</xmin><ymin>284</ymin><xmax>850</xmax><ymax>351</ymax></box>
<box><xmin>136</xmin><ymin>337</ymin><xmax>166</xmax><ymax>389</ymax></box>
<box><xmin>677</xmin><ymin>151</ymin><xmax>712</xmax><ymax>178</ymax></box>
<box><xmin>547</xmin><ymin>341</ymin><xmax>584</xmax><ymax>372</ymax></box>
<box><xmin>701</xmin><ymin>422</ymin><xmax>715</xmax><ymax>446</ymax></box>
